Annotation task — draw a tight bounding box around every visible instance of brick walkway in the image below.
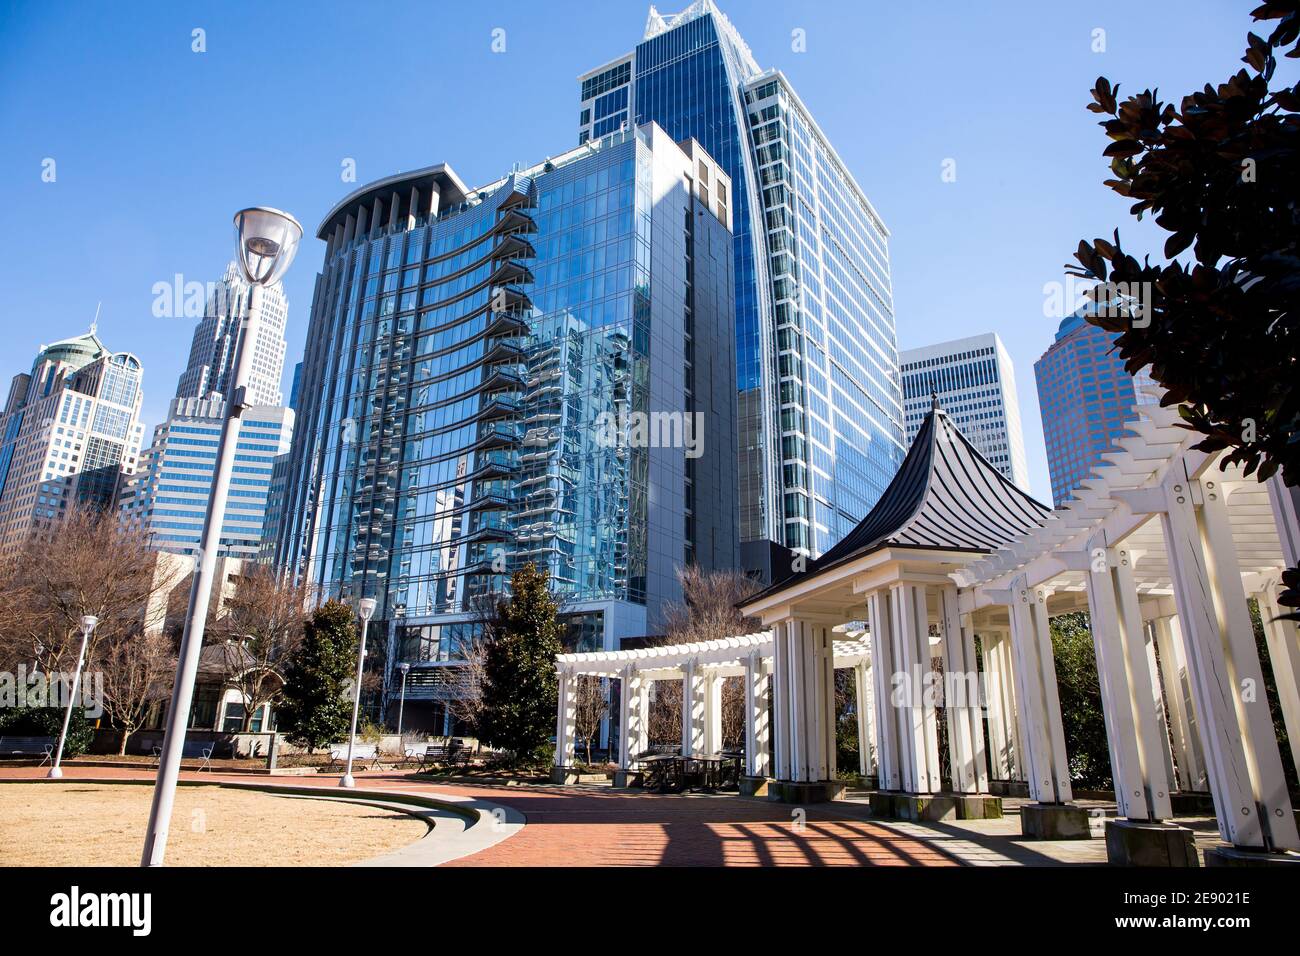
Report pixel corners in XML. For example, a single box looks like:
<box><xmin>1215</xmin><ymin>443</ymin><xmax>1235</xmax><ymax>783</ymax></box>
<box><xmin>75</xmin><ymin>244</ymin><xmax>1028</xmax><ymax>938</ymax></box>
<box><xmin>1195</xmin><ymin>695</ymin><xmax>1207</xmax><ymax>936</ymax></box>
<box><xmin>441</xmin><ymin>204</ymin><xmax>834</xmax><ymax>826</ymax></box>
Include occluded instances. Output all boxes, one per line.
<box><xmin>0</xmin><ymin>766</ymin><xmax>962</xmax><ymax>866</ymax></box>
<box><xmin>0</xmin><ymin>766</ymin><xmax>1157</xmax><ymax>866</ymax></box>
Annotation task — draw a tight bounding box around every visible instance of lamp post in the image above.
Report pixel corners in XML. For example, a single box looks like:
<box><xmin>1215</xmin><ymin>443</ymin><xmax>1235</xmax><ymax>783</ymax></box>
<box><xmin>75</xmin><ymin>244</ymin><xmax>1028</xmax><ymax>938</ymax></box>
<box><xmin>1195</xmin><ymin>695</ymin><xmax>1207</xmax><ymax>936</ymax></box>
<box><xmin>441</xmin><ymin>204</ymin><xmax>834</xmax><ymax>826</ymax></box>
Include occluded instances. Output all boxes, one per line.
<box><xmin>340</xmin><ymin>597</ymin><xmax>378</xmax><ymax>788</ymax></box>
<box><xmin>141</xmin><ymin>207</ymin><xmax>301</xmax><ymax>867</ymax></box>
<box><xmin>48</xmin><ymin>615</ymin><xmax>97</xmax><ymax>779</ymax></box>
<box><xmin>396</xmin><ymin>662</ymin><xmax>411</xmax><ymax>736</ymax></box>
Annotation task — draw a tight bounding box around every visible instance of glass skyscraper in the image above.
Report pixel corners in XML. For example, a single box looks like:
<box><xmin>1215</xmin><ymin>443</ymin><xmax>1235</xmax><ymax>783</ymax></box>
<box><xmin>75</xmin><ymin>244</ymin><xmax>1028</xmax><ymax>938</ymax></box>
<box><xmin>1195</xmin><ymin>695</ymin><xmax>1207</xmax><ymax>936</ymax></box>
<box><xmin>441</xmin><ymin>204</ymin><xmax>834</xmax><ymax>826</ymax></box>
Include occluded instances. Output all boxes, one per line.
<box><xmin>579</xmin><ymin>0</ymin><xmax>904</xmax><ymax>576</ymax></box>
<box><xmin>118</xmin><ymin>397</ymin><xmax>293</xmax><ymax>560</ymax></box>
<box><xmin>0</xmin><ymin>327</ymin><xmax>145</xmax><ymax>558</ymax></box>
<box><xmin>175</xmin><ymin>260</ymin><xmax>289</xmax><ymax>408</ymax></box>
<box><xmin>1035</xmin><ymin>305</ymin><xmax>1159</xmax><ymax>506</ymax></box>
<box><xmin>900</xmin><ymin>333</ymin><xmax>1030</xmax><ymax>490</ymax></box>
<box><xmin>275</xmin><ymin>125</ymin><xmax>737</xmax><ymax>729</ymax></box>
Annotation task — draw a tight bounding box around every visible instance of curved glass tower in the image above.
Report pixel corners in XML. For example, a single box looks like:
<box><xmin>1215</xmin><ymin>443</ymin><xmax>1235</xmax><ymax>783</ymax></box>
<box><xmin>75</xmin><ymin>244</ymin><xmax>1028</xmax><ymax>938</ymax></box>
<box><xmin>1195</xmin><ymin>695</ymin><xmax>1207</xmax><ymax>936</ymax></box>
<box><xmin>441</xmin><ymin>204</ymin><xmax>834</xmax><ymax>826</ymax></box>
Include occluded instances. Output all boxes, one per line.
<box><xmin>277</xmin><ymin>126</ymin><xmax>738</xmax><ymax>729</ymax></box>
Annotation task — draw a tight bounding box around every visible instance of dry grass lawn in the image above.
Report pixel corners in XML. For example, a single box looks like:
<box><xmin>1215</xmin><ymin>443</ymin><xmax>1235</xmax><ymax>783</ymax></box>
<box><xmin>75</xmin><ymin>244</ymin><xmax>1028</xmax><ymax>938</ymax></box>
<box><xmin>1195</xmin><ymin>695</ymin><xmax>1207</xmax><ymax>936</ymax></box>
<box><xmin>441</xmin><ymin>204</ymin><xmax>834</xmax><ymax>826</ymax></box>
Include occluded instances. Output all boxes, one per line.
<box><xmin>0</xmin><ymin>783</ymin><xmax>429</xmax><ymax>866</ymax></box>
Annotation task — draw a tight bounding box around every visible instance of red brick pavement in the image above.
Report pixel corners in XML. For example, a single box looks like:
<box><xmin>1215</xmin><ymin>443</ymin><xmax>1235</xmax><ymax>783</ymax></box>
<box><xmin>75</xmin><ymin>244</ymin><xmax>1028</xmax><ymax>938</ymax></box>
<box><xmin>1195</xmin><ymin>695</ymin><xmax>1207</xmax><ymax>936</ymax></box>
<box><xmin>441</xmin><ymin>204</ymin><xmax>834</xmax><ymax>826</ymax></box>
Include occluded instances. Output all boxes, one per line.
<box><xmin>0</xmin><ymin>766</ymin><xmax>958</xmax><ymax>867</ymax></box>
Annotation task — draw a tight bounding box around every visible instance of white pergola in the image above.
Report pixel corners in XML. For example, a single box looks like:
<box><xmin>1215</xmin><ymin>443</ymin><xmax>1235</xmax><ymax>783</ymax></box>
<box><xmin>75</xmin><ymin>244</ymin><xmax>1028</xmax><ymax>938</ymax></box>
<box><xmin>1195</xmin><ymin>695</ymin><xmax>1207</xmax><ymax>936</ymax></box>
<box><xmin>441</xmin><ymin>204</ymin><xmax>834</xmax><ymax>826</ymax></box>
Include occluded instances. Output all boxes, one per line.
<box><xmin>732</xmin><ymin>398</ymin><xmax>1300</xmax><ymax>862</ymax></box>
<box><xmin>554</xmin><ymin>631</ymin><xmax>872</xmax><ymax>781</ymax></box>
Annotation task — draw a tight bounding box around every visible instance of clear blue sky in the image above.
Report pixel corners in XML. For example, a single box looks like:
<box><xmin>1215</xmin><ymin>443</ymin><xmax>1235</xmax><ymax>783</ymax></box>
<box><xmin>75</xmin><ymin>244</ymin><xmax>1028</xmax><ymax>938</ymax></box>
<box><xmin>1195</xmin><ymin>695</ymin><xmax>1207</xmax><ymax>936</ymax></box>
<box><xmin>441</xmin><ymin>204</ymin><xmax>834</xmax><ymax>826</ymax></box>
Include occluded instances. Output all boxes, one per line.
<box><xmin>0</xmin><ymin>0</ymin><xmax>1272</xmax><ymax>502</ymax></box>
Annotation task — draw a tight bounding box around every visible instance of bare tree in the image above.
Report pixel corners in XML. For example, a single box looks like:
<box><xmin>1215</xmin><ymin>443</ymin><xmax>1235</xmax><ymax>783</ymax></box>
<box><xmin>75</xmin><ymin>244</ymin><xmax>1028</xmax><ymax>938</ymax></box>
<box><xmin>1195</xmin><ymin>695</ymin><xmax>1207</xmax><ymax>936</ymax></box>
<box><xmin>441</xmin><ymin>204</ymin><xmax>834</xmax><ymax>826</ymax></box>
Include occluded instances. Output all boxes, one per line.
<box><xmin>205</xmin><ymin>564</ymin><xmax>307</xmax><ymax>732</ymax></box>
<box><xmin>573</xmin><ymin>675</ymin><xmax>608</xmax><ymax>764</ymax></box>
<box><xmin>97</xmin><ymin>629</ymin><xmax>176</xmax><ymax>754</ymax></box>
<box><xmin>647</xmin><ymin>679</ymin><xmax>681</xmax><ymax>746</ymax></box>
<box><xmin>408</xmin><ymin>591</ymin><xmax>505</xmax><ymax>738</ymax></box>
<box><xmin>2</xmin><ymin>506</ymin><xmax>180</xmax><ymax>672</ymax></box>
<box><xmin>661</xmin><ymin>565</ymin><xmax>762</xmax><ymax>644</ymax></box>
<box><xmin>643</xmin><ymin>567</ymin><xmax>762</xmax><ymax>751</ymax></box>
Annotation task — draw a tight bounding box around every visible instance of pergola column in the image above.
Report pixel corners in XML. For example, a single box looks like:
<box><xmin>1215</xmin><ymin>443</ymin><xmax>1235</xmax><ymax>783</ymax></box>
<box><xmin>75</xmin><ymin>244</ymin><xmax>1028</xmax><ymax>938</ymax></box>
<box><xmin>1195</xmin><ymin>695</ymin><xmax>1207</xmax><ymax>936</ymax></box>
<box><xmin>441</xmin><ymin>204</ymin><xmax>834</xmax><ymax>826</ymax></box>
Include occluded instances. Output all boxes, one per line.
<box><xmin>554</xmin><ymin>669</ymin><xmax>576</xmax><ymax>769</ymax></box>
<box><xmin>703</xmin><ymin>672</ymin><xmax>724</xmax><ymax>754</ymax></box>
<box><xmin>939</xmin><ymin>585</ymin><xmax>988</xmax><ymax>795</ymax></box>
<box><xmin>853</xmin><ymin>659</ymin><xmax>876</xmax><ymax>779</ymax></box>
<box><xmin>1253</xmin><ymin>581</ymin><xmax>1300</xmax><ymax>778</ymax></box>
<box><xmin>1077</xmin><ymin>539</ymin><xmax>1174</xmax><ymax>824</ymax></box>
<box><xmin>681</xmin><ymin>657</ymin><xmax>705</xmax><ymax>757</ymax></box>
<box><xmin>618</xmin><ymin>665</ymin><xmax>645</xmax><ymax>771</ymax></box>
<box><xmin>866</xmin><ymin>588</ymin><xmax>901</xmax><ymax>791</ymax></box>
<box><xmin>1004</xmin><ymin>578</ymin><xmax>1072</xmax><ymax>805</ymax></box>
<box><xmin>1141</xmin><ymin>619</ymin><xmax>1179</xmax><ymax>789</ymax></box>
<box><xmin>982</xmin><ymin>628</ymin><xmax>1024</xmax><ymax>782</ymax></box>
<box><xmin>1150</xmin><ymin>614</ymin><xmax>1207</xmax><ymax>792</ymax></box>
<box><xmin>770</xmin><ymin>617</ymin><xmax>837</xmax><ymax>797</ymax></box>
<box><xmin>889</xmin><ymin>582</ymin><xmax>941</xmax><ymax>794</ymax></box>
<box><xmin>1160</xmin><ymin>469</ymin><xmax>1299</xmax><ymax>851</ymax></box>
<box><xmin>743</xmin><ymin>650</ymin><xmax>771</xmax><ymax>779</ymax></box>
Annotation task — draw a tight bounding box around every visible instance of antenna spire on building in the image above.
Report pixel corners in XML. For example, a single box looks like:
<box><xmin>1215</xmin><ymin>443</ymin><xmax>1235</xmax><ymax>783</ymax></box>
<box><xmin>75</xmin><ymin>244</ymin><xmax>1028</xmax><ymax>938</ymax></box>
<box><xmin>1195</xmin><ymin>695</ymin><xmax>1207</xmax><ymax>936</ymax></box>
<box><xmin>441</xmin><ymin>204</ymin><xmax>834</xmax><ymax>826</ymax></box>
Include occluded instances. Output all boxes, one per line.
<box><xmin>90</xmin><ymin>301</ymin><xmax>102</xmax><ymax>336</ymax></box>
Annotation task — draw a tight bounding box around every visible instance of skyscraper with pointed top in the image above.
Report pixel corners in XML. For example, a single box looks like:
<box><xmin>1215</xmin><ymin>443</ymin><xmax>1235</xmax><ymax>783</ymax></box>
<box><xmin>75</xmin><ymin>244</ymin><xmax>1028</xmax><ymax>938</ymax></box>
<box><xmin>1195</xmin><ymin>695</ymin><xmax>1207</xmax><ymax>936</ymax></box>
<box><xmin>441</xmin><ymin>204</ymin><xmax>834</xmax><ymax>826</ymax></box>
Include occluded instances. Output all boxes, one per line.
<box><xmin>578</xmin><ymin>1</ymin><xmax>905</xmax><ymax>579</ymax></box>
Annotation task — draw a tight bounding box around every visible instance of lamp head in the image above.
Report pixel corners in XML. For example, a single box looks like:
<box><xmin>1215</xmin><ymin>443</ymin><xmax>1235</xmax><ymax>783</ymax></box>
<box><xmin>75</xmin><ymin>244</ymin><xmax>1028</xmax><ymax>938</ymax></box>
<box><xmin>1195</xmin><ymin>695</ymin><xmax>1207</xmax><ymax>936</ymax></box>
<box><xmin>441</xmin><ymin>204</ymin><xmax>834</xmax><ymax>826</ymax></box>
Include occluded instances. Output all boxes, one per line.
<box><xmin>80</xmin><ymin>614</ymin><xmax>99</xmax><ymax>636</ymax></box>
<box><xmin>233</xmin><ymin>206</ymin><xmax>302</xmax><ymax>287</ymax></box>
<box><xmin>397</xmin><ymin>662</ymin><xmax>410</xmax><ymax>674</ymax></box>
<box><xmin>358</xmin><ymin>597</ymin><xmax>377</xmax><ymax>622</ymax></box>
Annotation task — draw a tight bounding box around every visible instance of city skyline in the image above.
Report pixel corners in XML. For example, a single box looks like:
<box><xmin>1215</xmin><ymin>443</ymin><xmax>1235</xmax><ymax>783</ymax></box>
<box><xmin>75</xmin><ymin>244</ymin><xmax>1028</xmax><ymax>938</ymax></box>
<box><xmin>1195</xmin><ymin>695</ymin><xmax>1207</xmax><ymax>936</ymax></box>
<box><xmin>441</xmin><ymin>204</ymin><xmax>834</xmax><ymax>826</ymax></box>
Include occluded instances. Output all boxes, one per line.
<box><xmin>0</xmin><ymin>0</ymin><xmax>1269</xmax><ymax>505</ymax></box>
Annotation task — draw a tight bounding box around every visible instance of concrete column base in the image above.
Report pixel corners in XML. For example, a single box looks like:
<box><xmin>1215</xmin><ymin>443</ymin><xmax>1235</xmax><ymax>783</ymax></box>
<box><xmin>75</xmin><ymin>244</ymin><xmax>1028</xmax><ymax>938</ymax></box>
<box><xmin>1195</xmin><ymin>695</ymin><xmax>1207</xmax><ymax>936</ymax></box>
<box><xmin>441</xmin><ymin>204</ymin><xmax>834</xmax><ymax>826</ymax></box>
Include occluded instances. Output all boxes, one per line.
<box><xmin>1104</xmin><ymin>820</ymin><xmax>1199</xmax><ymax>866</ymax></box>
<box><xmin>869</xmin><ymin>792</ymin><xmax>959</xmax><ymax>822</ymax></box>
<box><xmin>767</xmin><ymin>779</ymin><xmax>846</xmax><ymax>804</ymax></box>
<box><xmin>855</xmin><ymin>774</ymin><xmax>878</xmax><ymax>790</ymax></box>
<box><xmin>955</xmin><ymin>794</ymin><xmax>1004</xmax><ymax>820</ymax></box>
<box><xmin>550</xmin><ymin>767</ymin><xmax>579</xmax><ymax>785</ymax></box>
<box><xmin>1205</xmin><ymin>846</ymin><xmax>1300</xmax><ymax>867</ymax></box>
<box><xmin>1020</xmin><ymin>802</ymin><xmax>1093</xmax><ymax>840</ymax></box>
<box><xmin>612</xmin><ymin>769</ymin><xmax>643</xmax><ymax>788</ymax></box>
<box><xmin>739</xmin><ymin>775</ymin><xmax>770</xmax><ymax>797</ymax></box>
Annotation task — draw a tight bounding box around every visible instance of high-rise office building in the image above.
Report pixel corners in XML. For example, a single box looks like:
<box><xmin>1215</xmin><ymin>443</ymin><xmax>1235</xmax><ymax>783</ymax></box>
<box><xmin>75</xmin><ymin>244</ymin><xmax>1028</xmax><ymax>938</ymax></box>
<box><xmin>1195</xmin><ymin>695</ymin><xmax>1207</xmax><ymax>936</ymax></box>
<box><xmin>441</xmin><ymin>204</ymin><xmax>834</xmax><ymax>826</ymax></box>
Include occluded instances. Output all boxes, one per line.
<box><xmin>175</xmin><ymin>260</ymin><xmax>288</xmax><ymax>407</ymax></box>
<box><xmin>118</xmin><ymin>397</ymin><xmax>293</xmax><ymax>560</ymax></box>
<box><xmin>1035</xmin><ymin>305</ymin><xmax>1160</xmax><ymax>506</ymax></box>
<box><xmin>0</xmin><ymin>327</ymin><xmax>145</xmax><ymax>557</ymax></box>
<box><xmin>580</xmin><ymin>0</ymin><xmax>904</xmax><ymax>577</ymax></box>
<box><xmin>275</xmin><ymin>124</ymin><xmax>738</xmax><ymax>727</ymax></box>
<box><xmin>900</xmin><ymin>333</ymin><xmax>1029</xmax><ymax>490</ymax></box>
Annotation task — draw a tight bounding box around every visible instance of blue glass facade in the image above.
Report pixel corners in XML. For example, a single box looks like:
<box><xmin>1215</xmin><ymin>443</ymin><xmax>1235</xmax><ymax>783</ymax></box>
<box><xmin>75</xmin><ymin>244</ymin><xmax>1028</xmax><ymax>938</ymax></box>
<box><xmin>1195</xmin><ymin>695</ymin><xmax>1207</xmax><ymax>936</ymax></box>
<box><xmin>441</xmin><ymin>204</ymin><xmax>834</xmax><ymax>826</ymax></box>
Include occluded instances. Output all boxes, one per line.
<box><xmin>579</xmin><ymin>2</ymin><xmax>904</xmax><ymax>569</ymax></box>
<box><xmin>276</xmin><ymin>126</ymin><xmax>737</xmax><ymax>725</ymax></box>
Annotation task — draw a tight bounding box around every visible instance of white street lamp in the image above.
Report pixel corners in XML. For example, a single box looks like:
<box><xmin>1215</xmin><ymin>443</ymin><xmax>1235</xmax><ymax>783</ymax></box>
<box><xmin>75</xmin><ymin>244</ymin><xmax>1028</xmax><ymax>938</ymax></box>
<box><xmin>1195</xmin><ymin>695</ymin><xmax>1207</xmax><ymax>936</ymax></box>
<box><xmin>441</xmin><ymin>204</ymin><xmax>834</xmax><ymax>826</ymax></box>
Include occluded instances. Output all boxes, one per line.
<box><xmin>396</xmin><ymin>662</ymin><xmax>411</xmax><ymax>736</ymax></box>
<box><xmin>141</xmin><ymin>207</ymin><xmax>301</xmax><ymax>867</ymax></box>
<box><xmin>48</xmin><ymin>614</ymin><xmax>97</xmax><ymax>779</ymax></box>
<box><xmin>340</xmin><ymin>597</ymin><xmax>378</xmax><ymax>788</ymax></box>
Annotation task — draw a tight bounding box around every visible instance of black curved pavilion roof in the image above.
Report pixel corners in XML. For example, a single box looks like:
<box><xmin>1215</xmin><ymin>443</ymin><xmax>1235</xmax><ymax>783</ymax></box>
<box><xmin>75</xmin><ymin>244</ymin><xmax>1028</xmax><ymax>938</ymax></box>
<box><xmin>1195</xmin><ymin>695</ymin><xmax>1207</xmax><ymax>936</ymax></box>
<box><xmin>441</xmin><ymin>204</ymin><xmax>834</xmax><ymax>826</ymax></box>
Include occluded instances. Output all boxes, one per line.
<box><xmin>748</xmin><ymin>405</ymin><xmax>1051</xmax><ymax>602</ymax></box>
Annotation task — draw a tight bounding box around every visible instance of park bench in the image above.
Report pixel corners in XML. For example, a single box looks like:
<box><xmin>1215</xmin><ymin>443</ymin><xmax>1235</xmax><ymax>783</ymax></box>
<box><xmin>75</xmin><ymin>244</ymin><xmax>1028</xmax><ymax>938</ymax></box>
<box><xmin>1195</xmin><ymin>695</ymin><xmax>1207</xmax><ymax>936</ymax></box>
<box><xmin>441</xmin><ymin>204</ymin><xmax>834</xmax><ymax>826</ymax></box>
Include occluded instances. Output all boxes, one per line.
<box><xmin>414</xmin><ymin>741</ymin><xmax>473</xmax><ymax>772</ymax></box>
<box><xmin>150</xmin><ymin>740</ymin><xmax>220</xmax><ymax>771</ymax></box>
<box><xmin>325</xmin><ymin>742</ymin><xmax>382</xmax><ymax>773</ymax></box>
<box><xmin>0</xmin><ymin>736</ymin><xmax>56</xmax><ymax>766</ymax></box>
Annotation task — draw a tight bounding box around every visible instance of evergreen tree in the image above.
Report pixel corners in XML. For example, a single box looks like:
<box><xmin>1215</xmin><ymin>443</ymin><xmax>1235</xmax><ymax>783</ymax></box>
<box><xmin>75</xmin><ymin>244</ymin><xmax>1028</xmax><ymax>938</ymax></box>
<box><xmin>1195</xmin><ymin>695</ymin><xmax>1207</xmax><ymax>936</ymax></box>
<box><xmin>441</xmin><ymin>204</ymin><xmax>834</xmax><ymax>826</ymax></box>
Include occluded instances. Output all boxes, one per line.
<box><xmin>1050</xmin><ymin>612</ymin><xmax>1113</xmax><ymax>790</ymax></box>
<box><xmin>478</xmin><ymin>563</ymin><xmax>562</xmax><ymax>766</ymax></box>
<box><xmin>277</xmin><ymin>601</ymin><xmax>357</xmax><ymax>753</ymax></box>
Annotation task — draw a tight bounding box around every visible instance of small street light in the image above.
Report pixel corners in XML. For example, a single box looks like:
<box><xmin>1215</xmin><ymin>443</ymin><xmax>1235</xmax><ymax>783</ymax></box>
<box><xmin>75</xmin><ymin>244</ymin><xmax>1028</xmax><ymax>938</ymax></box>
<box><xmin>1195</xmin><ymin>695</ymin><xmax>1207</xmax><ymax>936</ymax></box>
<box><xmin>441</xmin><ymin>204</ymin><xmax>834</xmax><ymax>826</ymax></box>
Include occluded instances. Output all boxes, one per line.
<box><xmin>340</xmin><ymin>597</ymin><xmax>378</xmax><ymax>788</ymax></box>
<box><xmin>49</xmin><ymin>615</ymin><xmax>97</xmax><ymax>779</ymax></box>
<box><xmin>396</xmin><ymin>662</ymin><xmax>411</xmax><ymax>736</ymax></box>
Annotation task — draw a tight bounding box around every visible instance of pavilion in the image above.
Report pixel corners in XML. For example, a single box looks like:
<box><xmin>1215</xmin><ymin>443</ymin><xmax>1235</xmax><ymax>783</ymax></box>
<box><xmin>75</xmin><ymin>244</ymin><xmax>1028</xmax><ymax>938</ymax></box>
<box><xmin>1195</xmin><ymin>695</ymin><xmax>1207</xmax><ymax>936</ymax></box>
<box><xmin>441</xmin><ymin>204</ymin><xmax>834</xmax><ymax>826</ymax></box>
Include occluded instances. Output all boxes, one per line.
<box><xmin>553</xmin><ymin>398</ymin><xmax>1300</xmax><ymax>866</ymax></box>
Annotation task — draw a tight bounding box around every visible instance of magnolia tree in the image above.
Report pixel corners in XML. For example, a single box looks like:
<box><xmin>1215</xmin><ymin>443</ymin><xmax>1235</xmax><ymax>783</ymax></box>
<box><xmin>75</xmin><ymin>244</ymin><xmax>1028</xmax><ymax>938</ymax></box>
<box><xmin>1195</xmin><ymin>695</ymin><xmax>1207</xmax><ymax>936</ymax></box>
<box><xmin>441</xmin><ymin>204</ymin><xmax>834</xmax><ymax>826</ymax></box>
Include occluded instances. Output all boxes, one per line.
<box><xmin>1068</xmin><ymin>2</ymin><xmax>1300</xmax><ymax>616</ymax></box>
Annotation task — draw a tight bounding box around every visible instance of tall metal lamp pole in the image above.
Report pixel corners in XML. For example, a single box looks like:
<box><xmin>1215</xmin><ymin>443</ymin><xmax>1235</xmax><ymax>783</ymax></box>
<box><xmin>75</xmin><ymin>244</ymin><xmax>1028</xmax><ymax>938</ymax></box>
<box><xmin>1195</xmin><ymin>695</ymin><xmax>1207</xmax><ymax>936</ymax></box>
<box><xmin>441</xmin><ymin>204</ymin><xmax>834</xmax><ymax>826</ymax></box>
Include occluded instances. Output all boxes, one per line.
<box><xmin>140</xmin><ymin>207</ymin><xmax>301</xmax><ymax>866</ymax></box>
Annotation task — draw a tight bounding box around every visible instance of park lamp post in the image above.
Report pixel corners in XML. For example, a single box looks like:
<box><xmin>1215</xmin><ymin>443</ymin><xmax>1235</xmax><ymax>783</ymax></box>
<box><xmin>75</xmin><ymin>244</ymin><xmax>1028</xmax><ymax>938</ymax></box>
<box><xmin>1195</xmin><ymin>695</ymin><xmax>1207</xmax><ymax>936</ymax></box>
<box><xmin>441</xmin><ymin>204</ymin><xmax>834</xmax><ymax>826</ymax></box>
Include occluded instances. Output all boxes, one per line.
<box><xmin>396</xmin><ymin>662</ymin><xmax>411</xmax><ymax>736</ymax></box>
<box><xmin>340</xmin><ymin>597</ymin><xmax>378</xmax><ymax>788</ymax></box>
<box><xmin>141</xmin><ymin>207</ymin><xmax>301</xmax><ymax>867</ymax></box>
<box><xmin>48</xmin><ymin>614</ymin><xmax>97</xmax><ymax>779</ymax></box>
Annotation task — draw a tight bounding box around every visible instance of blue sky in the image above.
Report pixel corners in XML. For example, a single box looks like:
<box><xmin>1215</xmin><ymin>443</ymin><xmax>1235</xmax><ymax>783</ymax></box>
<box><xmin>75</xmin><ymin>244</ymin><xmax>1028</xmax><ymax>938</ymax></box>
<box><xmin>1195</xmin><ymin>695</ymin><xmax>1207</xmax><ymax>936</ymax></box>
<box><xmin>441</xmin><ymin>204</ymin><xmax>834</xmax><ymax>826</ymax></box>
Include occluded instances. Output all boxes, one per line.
<box><xmin>0</xmin><ymin>0</ymin><xmax>1271</xmax><ymax>502</ymax></box>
